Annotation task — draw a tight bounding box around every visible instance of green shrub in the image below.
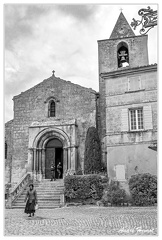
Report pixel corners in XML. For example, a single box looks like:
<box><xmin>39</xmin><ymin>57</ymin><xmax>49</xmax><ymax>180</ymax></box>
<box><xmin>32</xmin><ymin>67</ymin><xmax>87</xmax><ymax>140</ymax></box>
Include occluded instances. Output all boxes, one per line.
<box><xmin>84</xmin><ymin>127</ymin><xmax>102</xmax><ymax>174</ymax></box>
<box><xmin>129</xmin><ymin>173</ymin><xmax>157</xmax><ymax>206</ymax></box>
<box><xmin>101</xmin><ymin>180</ymin><xmax>126</xmax><ymax>206</ymax></box>
<box><xmin>64</xmin><ymin>174</ymin><xmax>104</xmax><ymax>203</ymax></box>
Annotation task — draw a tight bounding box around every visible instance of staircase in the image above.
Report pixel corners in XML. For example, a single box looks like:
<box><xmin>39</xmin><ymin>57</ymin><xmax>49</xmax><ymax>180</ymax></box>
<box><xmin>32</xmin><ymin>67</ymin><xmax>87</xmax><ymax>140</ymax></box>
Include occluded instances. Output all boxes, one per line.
<box><xmin>12</xmin><ymin>179</ymin><xmax>64</xmax><ymax>209</ymax></box>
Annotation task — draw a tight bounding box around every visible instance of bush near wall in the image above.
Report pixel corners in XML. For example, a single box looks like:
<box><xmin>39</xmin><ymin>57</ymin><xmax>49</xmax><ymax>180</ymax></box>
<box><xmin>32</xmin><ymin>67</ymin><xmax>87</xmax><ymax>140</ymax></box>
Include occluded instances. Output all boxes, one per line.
<box><xmin>100</xmin><ymin>180</ymin><xmax>127</xmax><ymax>206</ymax></box>
<box><xmin>129</xmin><ymin>173</ymin><xmax>157</xmax><ymax>206</ymax></box>
<box><xmin>64</xmin><ymin>174</ymin><xmax>105</xmax><ymax>204</ymax></box>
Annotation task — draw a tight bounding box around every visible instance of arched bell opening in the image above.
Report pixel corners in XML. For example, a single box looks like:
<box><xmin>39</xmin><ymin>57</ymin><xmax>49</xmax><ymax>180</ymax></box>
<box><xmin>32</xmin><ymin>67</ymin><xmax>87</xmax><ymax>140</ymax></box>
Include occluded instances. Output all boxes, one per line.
<box><xmin>117</xmin><ymin>42</ymin><xmax>129</xmax><ymax>68</ymax></box>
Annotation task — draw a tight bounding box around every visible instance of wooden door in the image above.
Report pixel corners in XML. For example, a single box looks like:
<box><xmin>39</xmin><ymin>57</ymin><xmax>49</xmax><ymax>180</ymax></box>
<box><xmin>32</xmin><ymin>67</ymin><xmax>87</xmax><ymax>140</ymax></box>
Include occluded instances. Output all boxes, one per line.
<box><xmin>45</xmin><ymin>148</ymin><xmax>55</xmax><ymax>179</ymax></box>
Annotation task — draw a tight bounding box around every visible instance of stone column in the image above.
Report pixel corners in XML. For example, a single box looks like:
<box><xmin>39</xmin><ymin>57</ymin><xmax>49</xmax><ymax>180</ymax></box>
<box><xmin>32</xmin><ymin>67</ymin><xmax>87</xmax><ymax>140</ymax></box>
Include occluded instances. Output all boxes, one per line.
<box><xmin>70</xmin><ymin>146</ymin><xmax>77</xmax><ymax>172</ymax></box>
<box><xmin>42</xmin><ymin>148</ymin><xmax>45</xmax><ymax>179</ymax></box>
<box><xmin>27</xmin><ymin>148</ymin><xmax>33</xmax><ymax>175</ymax></box>
<box><xmin>63</xmin><ymin>148</ymin><xmax>68</xmax><ymax>177</ymax></box>
<box><xmin>36</xmin><ymin>148</ymin><xmax>39</xmax><ymax>181</ymax></box>
<box><xmin>37</xmin><ymin>149</ymin><xmax>42</xmax><ymax>181</ymax></box>
<box><xmin>33</xmin><ymin>148</ymin><xmax>37</xmax><ymax>180</ymax></box>
<box><xmin>67</xmin><ymin>147</ymin><xmax>71</xmax><ymax>169</ymax></box>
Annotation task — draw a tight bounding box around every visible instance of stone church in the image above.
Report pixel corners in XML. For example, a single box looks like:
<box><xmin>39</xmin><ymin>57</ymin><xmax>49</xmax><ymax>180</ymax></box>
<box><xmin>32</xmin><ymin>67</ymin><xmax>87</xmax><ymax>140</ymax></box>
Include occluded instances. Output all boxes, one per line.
<box><xmin>5</xmin><ymin>12</ymin><xmax>157</xmax><ymax>186</ymax></box>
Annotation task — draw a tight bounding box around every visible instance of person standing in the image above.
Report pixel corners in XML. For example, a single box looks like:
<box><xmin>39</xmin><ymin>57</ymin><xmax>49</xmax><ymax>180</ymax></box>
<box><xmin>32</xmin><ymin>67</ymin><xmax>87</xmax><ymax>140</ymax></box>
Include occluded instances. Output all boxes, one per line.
<box><xmin>24</xmin><ymin>184</ymin><xmax>38</xmax><ymax>217</ymax></box>
<box><xmin>50</xmin><ymin>163</ymin><xmax>56</xmax><ymax>181</ymax></box>
<box><xmin>57</xmin><ymin>162</ymin><xmax>62</xmax><ymax>179</ymax></box>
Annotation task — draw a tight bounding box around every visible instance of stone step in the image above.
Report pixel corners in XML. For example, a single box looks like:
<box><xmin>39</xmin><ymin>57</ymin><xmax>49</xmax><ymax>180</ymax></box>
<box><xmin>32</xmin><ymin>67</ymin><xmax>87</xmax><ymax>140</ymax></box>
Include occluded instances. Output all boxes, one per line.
<box><xmin>12</xmin><ymin>205</ymin><xmax>60</xmax><ymax>209</ymax></box>
<box><xmin>27</xmin><ymin>187</ymin><xmax>64</xmax><ymax>190</ymax></box>
<box><xmin>35</xmin><ymin>188</ymin><xmax>64</xmax><ymax>190</ymax></box>
<box><xmin>12</xmin><ymin>180</ymin><xmax>64</xmax><ymax>209</ymax></box>
<box><xmin>22</xmin><ymin>190</ymin><xmax>63</xmax><ymax>193</ymax></box>
<box><xmin>17</xmin><ymin>197</ymin><xmax>60</xmax><ymax>201</ymax></box>
<box><xmin>13</xmin><ymin>201</ymin><xmax>60</xmax><ymax>205</ymax></box>
<box><xmin>12</xmin><ymin>202</ymin><xmax>61</xmax><ymax>206</ymax></box>
<box><xmin>14</xmin><ymin>199</ymin><xmax>60</xmax><ymax>203</ymax></box>
<box><xmin>19</xmin><ymin>193</ymin><xmax>62</xmax><ymax>197</ymax></box>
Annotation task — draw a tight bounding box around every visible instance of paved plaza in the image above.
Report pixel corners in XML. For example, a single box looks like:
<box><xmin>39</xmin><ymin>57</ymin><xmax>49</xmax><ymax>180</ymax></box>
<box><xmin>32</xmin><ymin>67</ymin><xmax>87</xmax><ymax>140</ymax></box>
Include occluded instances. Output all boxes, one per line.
<box><xmin>5</xmin><ymin>205</ymin><xmax>157</xmax><ymax>236</ymax></box>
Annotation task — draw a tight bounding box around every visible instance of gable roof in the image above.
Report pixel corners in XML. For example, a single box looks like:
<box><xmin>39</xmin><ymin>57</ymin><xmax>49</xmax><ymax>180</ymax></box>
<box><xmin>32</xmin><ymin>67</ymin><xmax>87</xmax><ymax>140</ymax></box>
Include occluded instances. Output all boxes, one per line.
<box><xmin>13</xmin><ymin>75</ymin><xmax>96</xmax><ymax>99</ymax></box>
<box><xmin>109</xmin><ymin>12</ymin><xmax>135</xmax><ymax>39</ymax></box>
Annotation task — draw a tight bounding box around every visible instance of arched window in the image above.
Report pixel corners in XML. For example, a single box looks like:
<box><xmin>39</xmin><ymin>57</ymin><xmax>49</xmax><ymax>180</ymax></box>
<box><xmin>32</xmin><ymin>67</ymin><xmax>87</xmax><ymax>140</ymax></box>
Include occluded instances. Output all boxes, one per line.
<box><xmin>117</xmin><ymin>42</ymin><xmax>129</xmax><ymax>68</ymax></box>
<box><xmin>48</xmin><ymin>100</ymin><xmax>56</xmax><ymax>117</ymax></box>
<box><xmin>5</xmin><ymin>142</ymin><xmax>7</xmax><ymax>159</ymax></box>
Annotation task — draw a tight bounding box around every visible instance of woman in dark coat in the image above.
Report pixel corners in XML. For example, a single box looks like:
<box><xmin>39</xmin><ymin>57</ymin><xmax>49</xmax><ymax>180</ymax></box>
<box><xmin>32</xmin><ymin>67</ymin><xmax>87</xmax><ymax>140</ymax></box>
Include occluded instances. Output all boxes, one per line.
<box><xmin>24</xmin><ymin>184</ymin><xmax>38</xmax><ymax>217</ymax></box>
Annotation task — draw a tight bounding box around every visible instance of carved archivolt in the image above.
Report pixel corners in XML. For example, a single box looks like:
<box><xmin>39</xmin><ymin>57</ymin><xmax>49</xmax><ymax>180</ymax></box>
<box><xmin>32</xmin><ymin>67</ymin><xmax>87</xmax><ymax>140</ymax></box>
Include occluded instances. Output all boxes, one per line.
<box><xmin>32</xmin><ymin>127</ymin><xmax>70</xmax><ymax>149</ymax></box>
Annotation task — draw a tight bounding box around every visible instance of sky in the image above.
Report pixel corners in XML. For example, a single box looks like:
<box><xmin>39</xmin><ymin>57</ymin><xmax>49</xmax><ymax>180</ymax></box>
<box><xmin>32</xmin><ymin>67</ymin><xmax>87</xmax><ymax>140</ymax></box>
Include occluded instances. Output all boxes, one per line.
<box><xmin>4</xmin><ymin>3</ymin><xmax>158</xmax><ymax>122</ymax></box>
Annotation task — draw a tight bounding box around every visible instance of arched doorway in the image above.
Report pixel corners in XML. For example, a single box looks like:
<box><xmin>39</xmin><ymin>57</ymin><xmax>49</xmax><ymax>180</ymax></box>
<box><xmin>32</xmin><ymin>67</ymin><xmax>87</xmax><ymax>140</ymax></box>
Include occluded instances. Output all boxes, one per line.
<box><xmin>30</xmin><ymin>127</ymin><xmax>77</xmax><ymax>181</ymax></box>
<box><xmin>45</xmin><ymin>138</ymin><xmax>63</xmax><ymax>179</ymax></box>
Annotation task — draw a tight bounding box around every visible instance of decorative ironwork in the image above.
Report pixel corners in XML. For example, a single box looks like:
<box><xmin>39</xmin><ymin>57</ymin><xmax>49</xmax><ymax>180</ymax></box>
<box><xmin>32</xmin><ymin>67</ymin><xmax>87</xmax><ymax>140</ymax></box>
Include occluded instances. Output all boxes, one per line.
<box><xmin>131</xmin><ymin>6</ymin><xmax>157</xmax><ymax>35</ymax></box>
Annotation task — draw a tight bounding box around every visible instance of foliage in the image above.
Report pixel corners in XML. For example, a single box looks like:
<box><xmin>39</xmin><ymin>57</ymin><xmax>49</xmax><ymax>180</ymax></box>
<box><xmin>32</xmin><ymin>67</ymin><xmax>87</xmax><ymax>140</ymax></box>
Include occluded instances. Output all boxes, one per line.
<box><xmin>101</xmin><ymin>180</ymin><xmax>126</xmax><ymax>206</ymax></box>
<box><xmin>64</xmin><ymin>174</ymin><xmax>104</xmax><ymax>203</ymax></box>
<box><xmin>129</xmin><ymin>173</ymin><xmax>157</xmax><ymax>206</ymax></box>
<box><xmin>84</xmin><ymin>127</ymin><xmax>102</xmax><ymax>174</ymax></box>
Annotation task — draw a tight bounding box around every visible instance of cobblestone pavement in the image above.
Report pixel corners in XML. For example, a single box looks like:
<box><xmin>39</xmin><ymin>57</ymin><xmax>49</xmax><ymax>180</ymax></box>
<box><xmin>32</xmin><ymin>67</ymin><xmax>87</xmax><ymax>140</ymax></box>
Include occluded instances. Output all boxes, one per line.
<box><xmin>5</xmin><ymin>206</ymin><xmax>157</xmax><ymax>236</ymax></box>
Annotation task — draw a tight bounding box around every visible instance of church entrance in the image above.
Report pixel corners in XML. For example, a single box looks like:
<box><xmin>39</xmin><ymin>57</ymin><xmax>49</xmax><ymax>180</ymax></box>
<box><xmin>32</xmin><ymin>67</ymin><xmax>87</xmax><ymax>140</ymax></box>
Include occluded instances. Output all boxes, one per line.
<box><xmin>45</xmin><ymin>138</ymin><xmax>63</xmax><ymax>179</ymax></box>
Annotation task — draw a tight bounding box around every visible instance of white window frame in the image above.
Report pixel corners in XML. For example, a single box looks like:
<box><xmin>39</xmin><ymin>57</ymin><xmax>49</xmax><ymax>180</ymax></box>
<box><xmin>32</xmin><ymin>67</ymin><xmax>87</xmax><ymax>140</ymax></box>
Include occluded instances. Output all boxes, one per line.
<box><xmin>129</xmin><ymin>108</ymin><xmax>144</xmax><ymax>131</ymax></box>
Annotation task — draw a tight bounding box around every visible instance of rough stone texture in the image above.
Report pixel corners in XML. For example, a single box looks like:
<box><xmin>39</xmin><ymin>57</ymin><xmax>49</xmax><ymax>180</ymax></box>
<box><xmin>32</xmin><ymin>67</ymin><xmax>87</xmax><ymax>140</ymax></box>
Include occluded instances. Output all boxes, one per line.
<box><xmin>5</xmin><ymin>120</ymin><xmax>13</xmax><ymax>184</ymax></box>
<box><xmin>110</xmin><ymin>12</ymin><xmax>135</xmax><ymax>39</ymax></box>
<box><xmin>97</xmin><ymin>33</ymin><xmax>149</xmax><ymax>164</ymax></box>
<box><xmin>105</xmin><ymin>66</ymin><xmax>157</xmax><ymax>179</ymax></box>
<box><xmin>97</xmin><ymin>12</ymin><xmax>157</xmax><ymax>180</ymax></box>
<box><xmin>98</xmin><ymin>35</ymin><xmax>149</xmax><ymax>74</ymax></box>
<box><xmin>9</xmin><ymin>76</ymin><xmax>96</xmax><ymax>184</ymax></box>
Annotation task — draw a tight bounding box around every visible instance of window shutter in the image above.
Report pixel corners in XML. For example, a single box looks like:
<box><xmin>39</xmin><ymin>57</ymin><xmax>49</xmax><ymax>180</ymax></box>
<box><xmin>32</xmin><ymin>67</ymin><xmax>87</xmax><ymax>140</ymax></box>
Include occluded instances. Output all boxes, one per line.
<box><xmin>143</xmin><ymin>105</ymin><xmax>153</xmax><ymax>130</ymax></box>
<box><xmin>121</xmin><ymin>108</ymin><xmax>128</xmax><ymax>131</ymax></box>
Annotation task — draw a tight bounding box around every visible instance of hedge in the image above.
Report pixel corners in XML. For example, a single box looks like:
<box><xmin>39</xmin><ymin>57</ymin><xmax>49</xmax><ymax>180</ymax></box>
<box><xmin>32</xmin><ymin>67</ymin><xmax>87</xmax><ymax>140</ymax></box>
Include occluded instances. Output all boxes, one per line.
<box><xmin>100</xmin><ymin>180</ymin><xmax>126</xmax><ymax>206</ymax></box>
<box><xmin>64</xmin><ymin>174</ymin><xmax>105</xmax><ymax>203</ymax></box>
<box><xmin>129</xmin><ymin>173</ymin><xmax>157</xmax><ymax>206</ymax></box>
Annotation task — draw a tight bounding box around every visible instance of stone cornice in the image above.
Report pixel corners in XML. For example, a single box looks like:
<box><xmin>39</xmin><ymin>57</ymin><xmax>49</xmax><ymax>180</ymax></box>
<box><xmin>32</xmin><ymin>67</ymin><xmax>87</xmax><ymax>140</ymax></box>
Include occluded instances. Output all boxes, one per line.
<box><xmin>100</xmin><ymin>64</ymin><xmax>157</xmax><ymax>79</ymax></box>
<box><xmin>29</xmin><ymin>119</ymin><xmax>77</xmax><ymax>128</ymax></box>
<box><xmin>97</xmin><ymin>34</ymin><xmax>148</xmax><ymax>43</ymax></box>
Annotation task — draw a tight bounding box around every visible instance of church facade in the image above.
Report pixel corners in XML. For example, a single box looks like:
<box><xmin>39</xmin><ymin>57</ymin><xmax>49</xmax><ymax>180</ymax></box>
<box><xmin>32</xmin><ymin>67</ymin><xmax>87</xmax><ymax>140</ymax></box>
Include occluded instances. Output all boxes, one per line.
<box><xmin>5</xmin><ymin>76</ymin><xmax>97</xmax><ymax>184</ymax></box>
<box><xmin>5</xmin><ymin>12</ymin><xmax>157</xmax><ymax>186</ymax></box>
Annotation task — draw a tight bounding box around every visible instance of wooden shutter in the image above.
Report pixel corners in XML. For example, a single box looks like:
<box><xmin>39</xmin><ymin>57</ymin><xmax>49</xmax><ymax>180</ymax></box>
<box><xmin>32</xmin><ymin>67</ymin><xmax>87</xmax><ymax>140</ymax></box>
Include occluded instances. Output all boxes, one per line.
<box><xmin>121</xmin><ymin>108</ymin><xmax>128</xmax><ymax>131</ymax></box>
<box><xmin>143</xmin><ymin>105</ymin><xmax>153</xmax><ymax>130</ymax></box>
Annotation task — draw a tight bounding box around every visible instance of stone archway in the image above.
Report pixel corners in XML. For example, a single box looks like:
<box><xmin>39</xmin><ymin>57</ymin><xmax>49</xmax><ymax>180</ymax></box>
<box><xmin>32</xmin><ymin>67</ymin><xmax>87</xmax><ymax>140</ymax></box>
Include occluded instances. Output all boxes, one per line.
<box><xmin>31</xmin><ymin>127</ymin><xmax>71</xmax><ymax>181</ymax></box>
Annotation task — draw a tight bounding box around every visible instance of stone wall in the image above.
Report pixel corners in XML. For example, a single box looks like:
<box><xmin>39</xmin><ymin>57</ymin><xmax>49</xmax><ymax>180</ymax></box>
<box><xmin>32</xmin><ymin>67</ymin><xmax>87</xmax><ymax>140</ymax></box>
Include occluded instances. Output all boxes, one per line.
<box><xmin>5</xmin><ymin>120</ymin><xmax>13</xmax><ymax>184</ymax></box>
<box><xmin>104</xmin><ymin>66</ymin><xmax>157</xmax><ymax>180</ymax></box>
<box><xmin>98</xmin><ymin>35</ymin><xmax>148</xmax><ymax>73</ymax></box>
<box><xmin>97</xmin><ymin>35</ymin><xmax>149</xmax><ymax>155</ymax></box>
<box><xmin>11</xmin><ymin>76</ymin><xmax>96</xmax><ymax>183</ymax></box>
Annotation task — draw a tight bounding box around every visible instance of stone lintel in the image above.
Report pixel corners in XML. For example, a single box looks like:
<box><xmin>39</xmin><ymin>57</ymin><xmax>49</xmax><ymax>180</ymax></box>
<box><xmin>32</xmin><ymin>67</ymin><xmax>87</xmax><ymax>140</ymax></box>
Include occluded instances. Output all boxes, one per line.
<box><xmin>29</xmin><ymin>119</ymin><xmax>77</xmax><ymax>128</ymax></box>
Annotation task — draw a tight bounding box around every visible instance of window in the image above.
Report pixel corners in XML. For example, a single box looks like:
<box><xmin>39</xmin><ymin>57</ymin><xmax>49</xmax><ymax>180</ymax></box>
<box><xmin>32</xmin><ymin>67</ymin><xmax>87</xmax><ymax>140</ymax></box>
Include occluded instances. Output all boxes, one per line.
<box><xmin>129</xmin><ymin>108</ymin><xmax>143</xmax><ymax>131</ymax></box>
<box><xmin>48</xmin><ymin>100</ymin><xmax>55</xmax><ymax>117</ymax></box>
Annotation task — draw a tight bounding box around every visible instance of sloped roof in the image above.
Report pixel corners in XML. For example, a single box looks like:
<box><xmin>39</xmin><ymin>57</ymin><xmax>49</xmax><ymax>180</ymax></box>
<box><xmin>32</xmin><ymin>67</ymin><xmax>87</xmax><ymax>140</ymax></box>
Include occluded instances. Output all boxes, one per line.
<box><xmin>13</xmin><ymin>75</ymin><xmax>96</xmax><ymax>99</ymax></box>
<box><xmin>109</xmin><ymin>12</ymin><xmax>135</xmax><ymax>39</ymax></box>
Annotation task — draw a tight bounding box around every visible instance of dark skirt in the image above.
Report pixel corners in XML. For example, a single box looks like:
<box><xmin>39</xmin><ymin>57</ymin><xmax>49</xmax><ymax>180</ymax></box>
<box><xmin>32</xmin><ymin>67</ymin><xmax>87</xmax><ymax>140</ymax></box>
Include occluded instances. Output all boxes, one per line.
<box><xmin>24</xmin><ymin>199</ymin><xmax>36</xmax><ymax>214</ymax></box>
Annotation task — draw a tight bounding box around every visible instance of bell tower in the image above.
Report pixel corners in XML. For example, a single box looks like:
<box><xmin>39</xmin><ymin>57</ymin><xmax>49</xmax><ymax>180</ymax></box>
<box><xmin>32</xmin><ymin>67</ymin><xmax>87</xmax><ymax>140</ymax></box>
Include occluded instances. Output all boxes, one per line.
<box><xmin>98</xmin><ymin>12</ymin><xmax>149</xmax><ymax>74</ymax></box>
<box><xmin>97</xmin><ymin>11</ymin><xmax>149</xmax><ymax>162</ymax></box>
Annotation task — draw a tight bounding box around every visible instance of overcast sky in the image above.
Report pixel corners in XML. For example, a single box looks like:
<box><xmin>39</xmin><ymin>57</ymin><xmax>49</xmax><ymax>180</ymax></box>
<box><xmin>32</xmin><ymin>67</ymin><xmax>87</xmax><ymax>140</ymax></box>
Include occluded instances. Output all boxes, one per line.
<box><xmin>4</xmin><ymin>4</ymin><xmax>158</xmax><ymax>122</ymax></box>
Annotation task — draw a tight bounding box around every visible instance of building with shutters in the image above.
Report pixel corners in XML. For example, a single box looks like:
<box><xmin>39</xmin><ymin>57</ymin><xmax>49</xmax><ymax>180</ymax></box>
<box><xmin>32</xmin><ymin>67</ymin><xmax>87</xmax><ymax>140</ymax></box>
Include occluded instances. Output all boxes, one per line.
<box><xmin>97</xmin><ymin>12</ymin><xmax>157</xmax><ymax>181</ymax></box>
<box><xmin>5</xmin><ymin>11</ymin><xmax>157</xmax><ymax>185</ymax></box>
